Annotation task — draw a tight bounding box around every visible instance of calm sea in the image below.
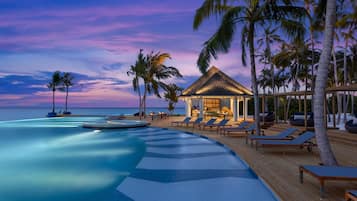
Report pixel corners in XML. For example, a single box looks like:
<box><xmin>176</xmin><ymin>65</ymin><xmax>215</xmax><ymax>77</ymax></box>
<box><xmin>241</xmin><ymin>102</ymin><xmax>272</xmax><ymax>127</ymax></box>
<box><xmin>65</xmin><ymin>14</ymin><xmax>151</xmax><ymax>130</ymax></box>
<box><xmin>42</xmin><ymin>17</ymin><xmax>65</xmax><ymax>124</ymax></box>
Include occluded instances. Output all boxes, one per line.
<box><xmin>0</xmin><ymin>107</ymin><xmax>185</xmax><ymax>121</ymax></box>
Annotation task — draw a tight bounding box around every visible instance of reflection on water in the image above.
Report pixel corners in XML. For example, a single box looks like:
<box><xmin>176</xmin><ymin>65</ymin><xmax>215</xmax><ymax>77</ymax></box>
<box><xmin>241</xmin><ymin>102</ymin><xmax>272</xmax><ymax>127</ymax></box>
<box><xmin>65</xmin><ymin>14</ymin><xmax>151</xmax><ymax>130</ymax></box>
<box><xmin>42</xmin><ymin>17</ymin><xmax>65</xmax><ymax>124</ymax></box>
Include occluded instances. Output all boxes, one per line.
<box><xmin>0</xmin><ymin>117</ymin><xmax>146</xmax><ymax>201</ymax></box>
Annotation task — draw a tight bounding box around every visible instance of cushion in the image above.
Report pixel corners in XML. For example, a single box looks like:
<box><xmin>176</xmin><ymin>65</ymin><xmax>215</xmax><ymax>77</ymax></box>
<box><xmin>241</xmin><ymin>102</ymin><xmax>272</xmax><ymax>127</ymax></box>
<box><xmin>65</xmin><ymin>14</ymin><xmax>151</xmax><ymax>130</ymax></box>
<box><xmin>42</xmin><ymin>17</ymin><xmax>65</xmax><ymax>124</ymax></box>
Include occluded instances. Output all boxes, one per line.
<box><xmin>294</xmin><ymin>115</ymin><xmax>305</xmax><ymax>120</ymax></box>
<box><xmin>353</xmin><ymin>117</ymin><xmax>357</xmax><ymax>124</ymax></box>
<box><xmin>260</xmin><ymin>113</ymin><xmax>268</xmax><ymax>117</ymax></box>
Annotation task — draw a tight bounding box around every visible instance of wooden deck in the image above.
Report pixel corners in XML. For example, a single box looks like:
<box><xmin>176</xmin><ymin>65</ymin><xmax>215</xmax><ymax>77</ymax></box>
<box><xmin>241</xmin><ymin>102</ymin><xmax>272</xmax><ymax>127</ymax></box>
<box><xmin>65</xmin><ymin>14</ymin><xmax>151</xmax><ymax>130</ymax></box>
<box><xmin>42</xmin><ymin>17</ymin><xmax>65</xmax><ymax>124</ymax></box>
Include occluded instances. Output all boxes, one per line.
<box><xmin>148</xmin><ymin>116</ymin><xmax>357</xmax><ymax>201</ymax></box>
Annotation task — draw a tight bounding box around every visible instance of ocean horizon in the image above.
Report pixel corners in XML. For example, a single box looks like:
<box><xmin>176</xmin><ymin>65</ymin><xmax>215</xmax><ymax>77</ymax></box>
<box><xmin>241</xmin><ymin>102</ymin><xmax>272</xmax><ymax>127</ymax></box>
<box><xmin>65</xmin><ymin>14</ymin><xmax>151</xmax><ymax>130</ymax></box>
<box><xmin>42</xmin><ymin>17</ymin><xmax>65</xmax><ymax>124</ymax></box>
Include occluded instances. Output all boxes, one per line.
<box><xmin>0</xmin><ymin>107</ymin><xmax>185</xmax><ymax>121</ymax></box>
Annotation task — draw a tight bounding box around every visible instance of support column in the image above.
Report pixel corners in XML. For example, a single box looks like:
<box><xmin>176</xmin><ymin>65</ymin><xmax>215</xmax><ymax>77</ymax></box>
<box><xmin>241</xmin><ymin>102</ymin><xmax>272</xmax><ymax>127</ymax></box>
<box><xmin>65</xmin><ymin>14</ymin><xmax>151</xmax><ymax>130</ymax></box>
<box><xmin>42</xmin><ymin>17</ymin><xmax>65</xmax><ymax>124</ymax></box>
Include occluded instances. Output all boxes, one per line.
<box><xmin>233</xmin><ymin>97</ymin><xmax>238</xmax><ymax>122</ymax></box>
<box><xmin>237</xmin><ymin>99</ymin><xmax>240</xmax><ymax>121</ymax></box>
<box><xmin>185</xmin><ymin>99</ymin><xmax>192</xmax><ymax>117</ymax></box>
<box><xmin>332</xmin><ymin>93</ymin><xmax>336</xmax><ymax>128</ymax></box>
<box><xmin>199</xmin><ymin>97</ymin><xmax>204</xmax><ymax>118</ymax></box>
<box><xmin>244</xmin><ymin>98</ymin><xmax>248</xmax><ymax>120</ymax></box>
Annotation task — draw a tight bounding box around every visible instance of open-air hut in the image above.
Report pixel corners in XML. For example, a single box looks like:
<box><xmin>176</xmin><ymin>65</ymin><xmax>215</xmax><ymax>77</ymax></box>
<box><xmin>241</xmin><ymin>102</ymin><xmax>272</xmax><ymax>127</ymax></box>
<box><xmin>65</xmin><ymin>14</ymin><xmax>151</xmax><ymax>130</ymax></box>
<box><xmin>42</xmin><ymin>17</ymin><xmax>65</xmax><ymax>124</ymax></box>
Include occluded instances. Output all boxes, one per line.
<box><xmin>180</xmin><ymin>66</ymin><xmax>253</xmax><ymax>122</ymax></box>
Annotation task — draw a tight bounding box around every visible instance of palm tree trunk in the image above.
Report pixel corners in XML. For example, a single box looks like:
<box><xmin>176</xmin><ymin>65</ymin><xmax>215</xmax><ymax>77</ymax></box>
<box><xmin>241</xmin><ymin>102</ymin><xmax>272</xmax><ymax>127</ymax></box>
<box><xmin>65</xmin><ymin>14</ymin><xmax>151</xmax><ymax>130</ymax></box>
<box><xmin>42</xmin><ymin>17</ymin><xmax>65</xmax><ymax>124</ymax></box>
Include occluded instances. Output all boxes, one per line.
<box><xmin>343</xmin><ymin>39</ymin><xmax>348</xmax><ymax>122</ymax></box>
<box><xmin>143</xmin><ymin>84</ymin><xmax>147</xmax><ymax>118</ymax></box>
<box><xmin>65</xmin><ymin>87</ymin><xmax>69</xmax><ymax>112</ymax></box>
<box><xmin>313</xmin><ymin>0</ymin><xmax>338</xmax><ymax>166</ymax></box>
<box><xmin>248</xmin><ymin>23</ymin><xmax>261</xmax><ymax>135</ymax></box>
<box><xmin>52</xmin><ymin>89</ymin><xmax>55</xmax><ymax>113</ymax></box>
<box><xmin>310</xmin><ymin>32</ymin><xmax>315</xmax><ymax>110</ymax></box>
<box><xmin>137</xmin><ymin>79</ymin><xmax>142</xmax><ymax>120</ymax></box>
<box><xmin>332</xmin><ymin>47</ymin><xmax>341</xmax><ymax>124</ymax></box>
<box><xmin>267</xmin><ymin>39</ymin><xmax>277</xmax><ymax>122</ymax></box>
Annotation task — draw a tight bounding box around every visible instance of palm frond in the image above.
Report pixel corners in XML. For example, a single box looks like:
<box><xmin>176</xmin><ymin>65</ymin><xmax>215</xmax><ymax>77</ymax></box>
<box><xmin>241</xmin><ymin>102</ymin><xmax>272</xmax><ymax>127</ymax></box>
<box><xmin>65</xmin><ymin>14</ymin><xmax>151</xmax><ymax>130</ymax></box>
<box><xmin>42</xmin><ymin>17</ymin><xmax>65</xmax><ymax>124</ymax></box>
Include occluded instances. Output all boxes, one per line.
<box><xmin>193</xmin><ymin>0</ymin><xmax>230</xmax><ymax>29</ymax></box>
<box><xmin>196</xmin><ymin>6</ymin><xmax>243</xmax><ymax>73</ymax></box>
<box><xmin>241</xmin><ymin>25</ymin><xmax>248</xmax><ymax>66</ymax></box>
<box><xmin>280</xmin><ymin>19</ymin><xmax>306</xmax><ymax>41</ymax></box>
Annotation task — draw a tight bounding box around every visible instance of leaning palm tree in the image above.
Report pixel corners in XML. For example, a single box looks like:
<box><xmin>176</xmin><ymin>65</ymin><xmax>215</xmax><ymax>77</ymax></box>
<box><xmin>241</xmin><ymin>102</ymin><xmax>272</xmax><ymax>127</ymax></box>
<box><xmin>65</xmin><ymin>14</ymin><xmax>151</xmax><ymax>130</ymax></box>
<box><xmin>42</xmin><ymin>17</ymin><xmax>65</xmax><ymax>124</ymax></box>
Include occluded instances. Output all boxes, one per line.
<box><xmin>62</xmin><ymin>72</ymin><xmax>74</xmax><ymax>114</ymax></box>
<box><xmin>193</xmin><ymin>0</ymin><xmax>306</xmax><ymax>135</ymax></box>
<box><xmin>127</xmin><ymin>49</ymin><xmax>146</xmax><ymax>119</ymax></box>
<box><xmin>47</xmin><ymin>71</ymin><xmax>62</xmax><ymax>114</ymax></box>
<box><xmin>313</xmin><ymin>0</ymin><xmax>338</xmax><ymax>166</ymax></box>
<box><xmin>163</xmin><ymin>84</ymin><xmax>183</xmax><ymax>114</ymax></box>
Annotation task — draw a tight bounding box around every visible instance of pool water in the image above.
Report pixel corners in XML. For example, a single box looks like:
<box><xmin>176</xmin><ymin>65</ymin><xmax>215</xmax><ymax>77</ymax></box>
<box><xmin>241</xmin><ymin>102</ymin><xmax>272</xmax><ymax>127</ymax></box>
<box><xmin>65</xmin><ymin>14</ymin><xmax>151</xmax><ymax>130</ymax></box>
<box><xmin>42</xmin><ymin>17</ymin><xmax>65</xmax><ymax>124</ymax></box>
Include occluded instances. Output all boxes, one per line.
<box><xmin>0</xmin><ymin>117</ymin><xmax>146</xmax><ymax>201</ymax></box>
<box><xmin>0</xmin><ymin>117</ymin><xmax>278</xmax><ymax>201</ymax></box>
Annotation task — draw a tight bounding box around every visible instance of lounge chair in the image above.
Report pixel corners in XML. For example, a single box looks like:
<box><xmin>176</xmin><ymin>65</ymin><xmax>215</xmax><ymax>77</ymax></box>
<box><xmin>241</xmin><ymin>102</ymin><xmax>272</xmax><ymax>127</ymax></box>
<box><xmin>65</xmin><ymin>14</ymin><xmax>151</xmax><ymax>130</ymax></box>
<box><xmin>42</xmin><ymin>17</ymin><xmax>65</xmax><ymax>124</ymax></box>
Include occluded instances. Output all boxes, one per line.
<box><xmin>202</xmin><ymin>119</ymin><xmax>230</xmax><ymax>132</ymax></box>
<box><xmin>246</xmin><ymin>127</ymin><xmax>298</xmax><ymax>145</ymax></box>
<box><xmin>219</xmin><ymin>121</ymin><xmax>249</xmax><ymax>135</ymax></box>
<box><xmin>223</xmin><ymin>124</ymin><xmax>256</xmax><ymax>137</ymax></box>
<box><xmin>171</xmin><ymin>117</ymin><xmax>191</xmax><ymax>126</ymax></box>
<box><xmin>345</xmin><ymin>190</ymin><xmax>357</xmax><ymax>201</ymax></box>
<box><xmin>255</xmin><ymin>131</ymin><xmax>316</xmax><ymax>151</ymax></box>
<box><xmin>187</xmin><ymin>117</ymin><xmax>203</xmax><ymax>128</ymax></box>
<box><xmin>198</xmin><ymin>118</ymin><xmax>217</xmax><ymax>130</ymax></box>
<box><xmin>299</xmin><ymin>165</ymin><xmax>357</xmax><ymax>198</ymax></box>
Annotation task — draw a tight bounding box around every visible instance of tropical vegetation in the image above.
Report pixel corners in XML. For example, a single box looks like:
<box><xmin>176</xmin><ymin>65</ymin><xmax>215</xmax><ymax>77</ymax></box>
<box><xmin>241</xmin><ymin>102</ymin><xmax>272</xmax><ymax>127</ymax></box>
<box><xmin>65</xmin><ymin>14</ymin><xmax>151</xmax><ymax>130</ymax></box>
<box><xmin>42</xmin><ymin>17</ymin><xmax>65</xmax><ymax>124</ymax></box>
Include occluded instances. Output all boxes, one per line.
<box><xmin>128</xmin><ymin>49</ymin><xmax>182</xmax><ymax>118</ymax></box>
<box><xmin>47</xmin><ymin>71</ymin><xmax>75</xmax><ymax>115</ymax></box>
<box><xmin>163</xmin><ymin>84</ymin><xmax>183</xmax><ymax>114</ymax></box>
<box><xmin>193</xmin><ymin>0</ymin><xmax>307</xmax><ymax>135</ymax></box>
<box><xmin>47</xmin><ymin>71</ymin><xmax>62</xmax><ymax>114</ymax></box>
<box><xmin>61</xmin><ymin>72</ymin><xmax>74</xmax><ymax>114</ymax></box>
<box><xmin>193</xmin><ymin>0</ymin><xmax>356</xmax><ymax>164</ymax></box>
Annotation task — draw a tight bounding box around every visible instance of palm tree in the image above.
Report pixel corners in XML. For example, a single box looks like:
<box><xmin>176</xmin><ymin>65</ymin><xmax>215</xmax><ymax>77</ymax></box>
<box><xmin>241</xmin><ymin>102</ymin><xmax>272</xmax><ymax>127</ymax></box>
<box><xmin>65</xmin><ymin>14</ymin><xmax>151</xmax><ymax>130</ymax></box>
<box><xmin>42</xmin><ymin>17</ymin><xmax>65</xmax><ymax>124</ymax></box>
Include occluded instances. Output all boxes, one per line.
<box><xmin>193</xmin><ymin>0</ymin><xmax>306</xmax><ymax>135</ymax></box>
<box><xmin>127</xmin><ymin>49</ymin><xmax>146</xmax><ymax>119</ymax></box>
<box><xmin>341</xmin><ymin>28</ymin><xmax>356</xmax><ymax>122</ymax></box>
<box><xmin>130</xmin><ymin>50</ymin><xmax>182</xmax><ymax>117</ymax></box>
<box><xmin>257</xmin><ymin>26</ymin><xmax>283</xmax><ymax>121</ymax></box>
<box><xmin>61</xmin><ymin>72</ymin><xmax>74</xmax><ymax>114</ymax></box>
<box><xmin>273</xmin><ymin>40</ymin><xmax>317</xmax><ymax>121</ymax></box>
<box><xmin>163</xmin><ymin>84</ymin><xmax>183</xmax><ymax>114</ymax></box>
<box><xmin>313</xmin><ymin>0</ymin><xmax>338</xmax><ymax>166</ymax></box>
<box><xmin>47</xmin><ymin>71</ymin><xmax>62</xmax><ymax>114</ymax></box>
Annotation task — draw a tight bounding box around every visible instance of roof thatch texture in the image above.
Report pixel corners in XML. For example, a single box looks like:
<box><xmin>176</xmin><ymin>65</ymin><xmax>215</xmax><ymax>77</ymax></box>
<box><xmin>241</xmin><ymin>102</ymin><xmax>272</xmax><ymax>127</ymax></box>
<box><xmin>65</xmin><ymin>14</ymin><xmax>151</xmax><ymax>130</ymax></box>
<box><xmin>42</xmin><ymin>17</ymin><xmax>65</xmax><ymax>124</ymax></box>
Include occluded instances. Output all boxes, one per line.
<box><xmin>181</xmin><ymin>66</ymin><xmax>252</xmax><ymax>97</ymax></box>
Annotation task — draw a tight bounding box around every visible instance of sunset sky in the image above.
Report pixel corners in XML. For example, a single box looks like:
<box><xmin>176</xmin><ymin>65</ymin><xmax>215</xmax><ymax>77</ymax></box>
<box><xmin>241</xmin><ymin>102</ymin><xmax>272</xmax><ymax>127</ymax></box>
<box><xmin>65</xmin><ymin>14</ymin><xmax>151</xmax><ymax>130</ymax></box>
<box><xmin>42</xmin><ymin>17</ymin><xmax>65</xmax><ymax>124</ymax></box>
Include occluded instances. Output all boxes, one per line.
<box><xmin>0</xmin><ymin>0</ymin><xmax>258</xmax><ymax>108</ymax></box>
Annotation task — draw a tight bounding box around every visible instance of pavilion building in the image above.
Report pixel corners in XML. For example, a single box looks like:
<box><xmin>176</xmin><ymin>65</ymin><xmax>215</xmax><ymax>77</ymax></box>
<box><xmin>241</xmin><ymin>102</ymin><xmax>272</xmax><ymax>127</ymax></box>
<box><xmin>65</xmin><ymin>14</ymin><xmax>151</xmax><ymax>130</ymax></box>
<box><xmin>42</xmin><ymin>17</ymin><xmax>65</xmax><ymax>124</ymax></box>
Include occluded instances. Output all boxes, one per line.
<box><xmin>180</xmin><ymin>66</ymin><xmax>252</xmax><ymax>122</ymax></box>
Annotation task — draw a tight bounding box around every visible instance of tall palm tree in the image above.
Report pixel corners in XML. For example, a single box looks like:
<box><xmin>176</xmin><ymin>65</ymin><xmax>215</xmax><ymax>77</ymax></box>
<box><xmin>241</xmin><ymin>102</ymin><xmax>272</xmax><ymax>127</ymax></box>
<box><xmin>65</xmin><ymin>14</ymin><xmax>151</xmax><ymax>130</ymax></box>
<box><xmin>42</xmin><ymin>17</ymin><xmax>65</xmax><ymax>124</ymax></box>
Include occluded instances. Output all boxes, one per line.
<box><xmin>193</xmin><ymin>0</ymin><xmax>306</xmax><ymax>135</ymax></box>
<box><xmin>163</xmin><ymin>84</ymin><xmax>183</xmax><ymax>114</ymax></box>
<box><xmin>257</xmin><ymin>26</ymin><xmax>283</xmax><ymax>121</ymax></box>
<box><xmin>127</xmin><ymin>49</ymin><xmax>146</xmax><ymax>119</ymax></box>
<box><xmin>62</xmin><ymin>72</ymin><xmax>74</xmax><ymax>114</ymax></box>
<box><xmin>313</xmin><ymin>0</ymin><xmax>338</xmax><ymax>166</ymax></box>
<box><xmin>47</xmin><ymin>71</ymin><xmax>62</xmax><ymax>114</ymax></box>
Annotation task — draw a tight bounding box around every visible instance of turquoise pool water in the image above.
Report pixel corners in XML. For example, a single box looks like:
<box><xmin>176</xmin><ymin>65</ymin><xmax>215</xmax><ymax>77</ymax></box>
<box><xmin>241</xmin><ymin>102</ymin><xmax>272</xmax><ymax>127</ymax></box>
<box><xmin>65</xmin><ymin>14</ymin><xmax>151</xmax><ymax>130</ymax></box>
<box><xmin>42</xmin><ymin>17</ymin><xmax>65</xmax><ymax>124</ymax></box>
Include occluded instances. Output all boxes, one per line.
<box><xmin>0</xmin><ymin>117</ymin><xmax>278</xmax><ymax>201</ymax></box>
<box><xmin>0</xmin><ymin>117</ymin><xmax>146</xmax><ymax>201</ymax></box>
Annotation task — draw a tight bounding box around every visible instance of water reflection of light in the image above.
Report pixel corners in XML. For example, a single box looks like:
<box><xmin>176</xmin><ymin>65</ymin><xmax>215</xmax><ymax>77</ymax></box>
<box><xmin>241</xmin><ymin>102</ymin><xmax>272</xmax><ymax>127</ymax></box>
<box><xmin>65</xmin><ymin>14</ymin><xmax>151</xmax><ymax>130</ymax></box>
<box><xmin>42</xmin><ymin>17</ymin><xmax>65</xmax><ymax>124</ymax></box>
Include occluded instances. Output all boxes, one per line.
<box><xmin>51</xmin><ymin>131</ymin><xmax>97</xmax><ymax>145</ymax></box>
<box><xmin>50</xmin><ymin>138</ymin><xmax>125</xmax><ymax>148</ymax></box>
<box><xmin>0</xmin><ymin>169</ymin><xmax>129</xmax><ymax>191</ymax></box>
<box><xmin>54</xmin><ymin>148</ymin><xmax>134</xmax><ymax>158</ymax></box>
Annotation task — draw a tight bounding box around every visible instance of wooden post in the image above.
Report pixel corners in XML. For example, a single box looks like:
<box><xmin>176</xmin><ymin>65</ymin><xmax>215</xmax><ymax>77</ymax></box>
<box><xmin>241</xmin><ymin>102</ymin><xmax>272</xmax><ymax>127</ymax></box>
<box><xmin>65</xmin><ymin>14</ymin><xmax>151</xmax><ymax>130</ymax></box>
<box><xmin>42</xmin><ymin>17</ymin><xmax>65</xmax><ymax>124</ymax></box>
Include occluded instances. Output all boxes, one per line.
<box><xmin>304</xmin><ymin>92</ymin><xmax>307</xmax><ymax>129</ymax></box>
<box><xmin>284</xmin><ymin>96</ymin><xmax>287</xmax><ymax>122</ymax></box>
<box><xmin>324</xmin><ymin>93</ymin><xmax>327</xmax><ymax>128</ymax></box>
<box><xmin>332</xmin><ymin>93</ymin><xmax>336</xmax><ymax>128</ymax></box>
<box><xmin>299</xmin><ymin>95</ymin><xmax>302</xmax><ymax>112</ymax></box>
<box><xmin>262</xmin><ymin>95</ymin><xmax>265</xmax><ymax>125</ymax></box>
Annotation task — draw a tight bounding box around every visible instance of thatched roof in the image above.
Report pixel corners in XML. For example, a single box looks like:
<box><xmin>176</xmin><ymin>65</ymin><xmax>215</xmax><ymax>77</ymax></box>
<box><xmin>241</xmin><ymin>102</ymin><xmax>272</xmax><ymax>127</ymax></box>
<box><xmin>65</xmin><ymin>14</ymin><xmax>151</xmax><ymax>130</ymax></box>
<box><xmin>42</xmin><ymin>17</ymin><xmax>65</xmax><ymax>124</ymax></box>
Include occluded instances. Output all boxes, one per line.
<box><xmin>181</xmin><ymin>66</ymin><xmax>252</xmax><ymax>97</ymax></box>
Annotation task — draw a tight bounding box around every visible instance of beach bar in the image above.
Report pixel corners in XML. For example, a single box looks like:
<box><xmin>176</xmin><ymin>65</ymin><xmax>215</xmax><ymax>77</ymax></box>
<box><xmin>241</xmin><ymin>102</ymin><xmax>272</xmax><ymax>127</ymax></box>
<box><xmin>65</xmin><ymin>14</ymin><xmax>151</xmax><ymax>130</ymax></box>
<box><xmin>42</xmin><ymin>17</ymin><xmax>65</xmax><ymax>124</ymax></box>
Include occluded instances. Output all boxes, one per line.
<box><xmin>180</xmin><ymin>66</ymin><xmax>253</xmax><ymax>122</ymax></box>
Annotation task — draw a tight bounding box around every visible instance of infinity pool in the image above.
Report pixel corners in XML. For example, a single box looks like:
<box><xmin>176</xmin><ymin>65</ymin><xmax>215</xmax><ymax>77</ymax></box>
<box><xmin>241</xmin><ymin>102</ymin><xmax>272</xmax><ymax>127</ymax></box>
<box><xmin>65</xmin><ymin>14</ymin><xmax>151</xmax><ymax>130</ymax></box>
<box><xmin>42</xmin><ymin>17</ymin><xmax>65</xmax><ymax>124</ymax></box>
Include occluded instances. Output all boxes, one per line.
<box><xmin>0</xmin><ymin>117</ymin><xmax>278</xmax><ymax>201</ymax></box>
